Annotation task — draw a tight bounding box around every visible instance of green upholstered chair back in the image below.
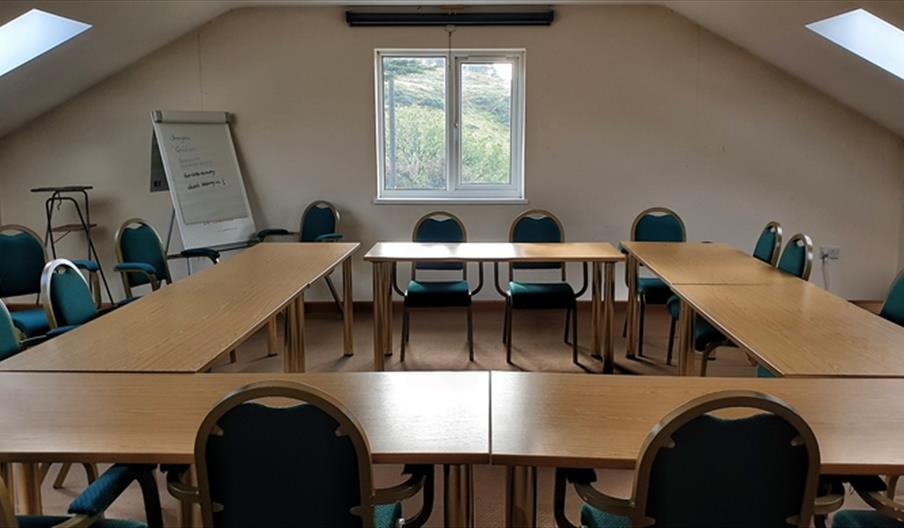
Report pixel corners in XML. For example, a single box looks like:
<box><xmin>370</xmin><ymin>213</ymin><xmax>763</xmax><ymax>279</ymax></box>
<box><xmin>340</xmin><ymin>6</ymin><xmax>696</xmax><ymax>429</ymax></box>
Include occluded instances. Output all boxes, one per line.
<box><xmin>300</xmin><ymin>201</ymin><xmax>340</xmax><ymax>242</ymax></box>
<box><xmin>509</xmin><ymin>209</ymin><xmax>565</xmax><ymax>272</ymax></box>
<box><xmin>0</xmin><ymin>225</ymin><xmax>46</xmax><ymax>298</ymax></box>
<box><xmin>777</xmin><ymin>234</ymin><xmax>814</xmax><ymax>280</ymax></box>
<box><xmin>115</xmin><ymin>219</ymin><xmax>171</xmax><ymax>288</ymax></box>
<box><xmin>632</xmin><ymin>391</ymin><xmax>820</xmax><ymax>528</ymax></box>
<box><xmin>0</xmin><ymin>301</ymin><xmax>21</xmax><ymax>362</ymax></box>
<box><xmin>195</xmin><ymin>381</ymin><xmax>377</xmax><ymax>528</ymax></box>
<box><xmin>752</xmin><ymin>221</ymin><xmax>783</xmax><ymax>266</ymax></box>
<box><xmin>880</xmin><ymin>270</ymin><xmax>904</xmax><ymax>328</ymax></box>
<box><xmin>412</xmin><ymin>212</ymin><xmax>467</xmax><ymax>273</ymax></box>
<box><xmin>631</xmin><ymin>207</ymin><xmax>686</xmax><ymax>243</ymax></box>
<box><xmin>41</xmin><ymin>259</ymin><xmax>98</xmax><ymax>328</ymax></box>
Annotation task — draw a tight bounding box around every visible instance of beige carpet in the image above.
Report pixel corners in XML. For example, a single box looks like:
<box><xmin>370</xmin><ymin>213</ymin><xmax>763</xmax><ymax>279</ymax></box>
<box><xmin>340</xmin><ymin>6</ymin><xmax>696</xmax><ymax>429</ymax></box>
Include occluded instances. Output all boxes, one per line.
<box><xmin>29</xmin><ymin>305</ymin><xmax>892</xmax><ymax>527</ymax></box>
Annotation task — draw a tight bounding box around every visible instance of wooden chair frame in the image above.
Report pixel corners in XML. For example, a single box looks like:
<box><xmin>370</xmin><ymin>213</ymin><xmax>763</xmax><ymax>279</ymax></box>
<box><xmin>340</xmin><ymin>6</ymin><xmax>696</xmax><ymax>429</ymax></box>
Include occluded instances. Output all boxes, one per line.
<box><xmin>181</xmin><ymin>381</ymin><xmax>430</xmax><ymax>528</ymax></box>
<box><xmin>625</xmin><ymin>207</ymin><xmax>686</xmax><ymax>357</ymax></box>
<box><xmin>554</xmin><ymin>390</ymin><xmax>821</xmax><ymax>528</ymax></box>
<box><xmin>398</xmin><ymin>211</ymin><xmax>479</xmax><ymax>362</ymax></box>
<box><xmin>761</xmin><ymin>221</ymin><xmax>784</xmax><ymax>267</ymax></box>
<box><xmin>1</xmin><ymin>224</ymin><xmax>101</xmax><ymax>307</ymax></box>
<box><xmin>496</xmin><ymin>209</ymin><xmax>587</xmax><ymax>366</ymax></box>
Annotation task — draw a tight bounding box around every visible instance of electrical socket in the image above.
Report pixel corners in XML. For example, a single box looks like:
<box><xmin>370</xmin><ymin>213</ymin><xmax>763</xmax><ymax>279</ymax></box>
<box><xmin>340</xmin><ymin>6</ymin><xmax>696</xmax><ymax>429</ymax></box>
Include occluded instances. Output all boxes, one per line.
<box><xmin>819</xmin><ymin>246</ymin><xmax>841</xmax><ymax>260</ymax></box>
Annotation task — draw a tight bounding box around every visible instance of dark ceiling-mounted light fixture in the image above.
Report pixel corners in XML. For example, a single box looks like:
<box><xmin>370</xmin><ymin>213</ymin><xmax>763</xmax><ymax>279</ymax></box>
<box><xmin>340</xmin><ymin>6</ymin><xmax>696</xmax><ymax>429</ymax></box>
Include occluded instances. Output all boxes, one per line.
<box><xmin>345</xmin><ymin>8</ymin><xmax>555</xmax><ymax>27</ymax></box>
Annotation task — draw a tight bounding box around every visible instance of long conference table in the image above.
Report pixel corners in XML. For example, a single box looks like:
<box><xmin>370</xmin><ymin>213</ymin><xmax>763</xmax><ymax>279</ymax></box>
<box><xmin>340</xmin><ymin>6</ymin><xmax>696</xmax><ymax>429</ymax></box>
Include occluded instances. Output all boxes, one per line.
<box><xmin>364</xmin><ymin>242</ymin><xmax>625</xmax><ymax>372</ymax></box>
<box><xmin>622</xmin><ymin>241</ymin><xmax>904</xmax><ymax>377</ymax></box>
<box><xmin>0</xmin><ymin>243</ymin><xmax>358</xmax><ymax>374</ymax></box>
<box><xmin>2</xmin><ymin>371</ymin><xmax>904</xmax><ymax>528</ymax></box>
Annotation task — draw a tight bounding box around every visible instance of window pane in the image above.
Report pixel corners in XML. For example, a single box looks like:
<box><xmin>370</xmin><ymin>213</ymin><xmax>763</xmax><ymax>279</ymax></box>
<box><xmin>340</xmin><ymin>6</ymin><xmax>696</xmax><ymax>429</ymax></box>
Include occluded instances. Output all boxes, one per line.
<box><xmin>382</xmin><ymin>56</ymin><xmax>447</xmax><ymax>191</ymax></box>
<box><xmin>460</xmin><ymin>62</ymin><xmax>513</xmax><ymax>185</ymax></box>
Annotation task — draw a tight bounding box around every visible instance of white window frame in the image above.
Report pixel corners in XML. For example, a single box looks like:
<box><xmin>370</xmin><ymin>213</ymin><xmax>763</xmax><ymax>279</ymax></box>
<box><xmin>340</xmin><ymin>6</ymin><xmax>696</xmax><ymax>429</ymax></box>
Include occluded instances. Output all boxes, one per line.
<box><xmin>374</xmin><ymin>48</ymin><xmax>526</xmax><ymax>204</ymax></box>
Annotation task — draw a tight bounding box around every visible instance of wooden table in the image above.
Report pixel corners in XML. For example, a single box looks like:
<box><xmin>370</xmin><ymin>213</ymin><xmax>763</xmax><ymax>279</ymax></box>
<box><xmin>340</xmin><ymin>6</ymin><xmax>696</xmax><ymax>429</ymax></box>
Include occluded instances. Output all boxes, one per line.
<box><xmin>364</xmin><ymin>242</ymin><xmax>625</xmax><ymax>372</ymax></box>
<box><xmin>677</xmin><ymin>281</ymin><xmax>904</xmax><ymax>377</ymax></box>
<box><xmin>492</xmin><ymin>371</ymin><xmax>904</xmax><ymax>527</ymax></box>
<box><xmin>0</xmin><ymin>243</ymin><xmax>357</xmax><ymax>374</ymax></box>
<box><xmin>620</xmin><ymin>242</ymin><xmax>796</xmax><ymax>365</ymax></box>
<box><xmin>0</xmin><ymin>371</ymin><xmax>489</xmax><ymax>526</ymax></box>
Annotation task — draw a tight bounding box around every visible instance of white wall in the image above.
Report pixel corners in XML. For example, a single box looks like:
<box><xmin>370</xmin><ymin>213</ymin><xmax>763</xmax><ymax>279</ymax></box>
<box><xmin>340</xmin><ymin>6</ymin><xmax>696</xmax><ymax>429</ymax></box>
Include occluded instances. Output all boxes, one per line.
<box><xmin>1</xmin><ymin>5</ymin><xmax>902</xmax><ymax>302</ymax></box>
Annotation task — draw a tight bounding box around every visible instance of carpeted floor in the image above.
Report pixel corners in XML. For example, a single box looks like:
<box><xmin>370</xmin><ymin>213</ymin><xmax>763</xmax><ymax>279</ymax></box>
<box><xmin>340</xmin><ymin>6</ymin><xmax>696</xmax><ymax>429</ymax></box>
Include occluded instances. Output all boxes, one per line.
<box><xmin>28</xmin><ymin>304</ymin><xmax>894</xmax><ymax>527</ymax></box>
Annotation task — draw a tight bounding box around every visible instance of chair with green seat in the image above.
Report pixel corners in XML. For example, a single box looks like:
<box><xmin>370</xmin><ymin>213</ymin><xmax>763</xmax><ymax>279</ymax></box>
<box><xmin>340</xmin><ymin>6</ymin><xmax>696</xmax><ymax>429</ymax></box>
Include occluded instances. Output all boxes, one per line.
<box><xmin>625</xmin><ymin>208</ymin><xmax>686</xmax><ymax>358</ymax></box>
<box><xmin>0</xmin><ymin>224</ymin><xmax>101</xmax><ymax>338</ymax></box>
<box><xmin>0</xmin><ymin>300</ymin><xmax>22</xmax><ymax>362</ymax></box>
<box><xmin>880</xmin><ymin>270</ymin><xmax>904</xmax><ymax>327</ymax></box>
<box><xmin>553</xmin><ymin>390</ymin><xmax>829</xmax><ymax>528</ymax></box>
<box><xmin>0</xmin><ymin>463</ymin><xmax>163</xmax><ymax>528</ymax></box>
<box><xmin>168</xmin><ymin>381</ymin><xmax>434</xmax><ymax>528</ymax></box>
<box><xmin>396</xmin><ymin>212</ymin><xmax>480</xmax><ymax>361</ymax></box>
<box><xmin>497</xmin><ymin>210</ymin><xmax>586</xmax><ymax>366</ymax></box>
<box><xmin>832</xmin><ymin>475</ymin><xmax>904</xmax><ymax>528</ymax></box>
<box><xmin>696</xmin><ymin>233</ymin><xmax>814</xmax><ymax>378</ymax></box>
<box><xmin>114</xmin><ymin>218</ymin><xmax>220</xmax><ymax>300</ymax></box>
<box><xmin>256</xmin><ymin>200</ymin><xmax>346</xmax><ymax>314</ymax></box>
<box><xmin>664</xmin><ymin>221</ymin><xmax>783</xmax><ymax>365</ymax></box>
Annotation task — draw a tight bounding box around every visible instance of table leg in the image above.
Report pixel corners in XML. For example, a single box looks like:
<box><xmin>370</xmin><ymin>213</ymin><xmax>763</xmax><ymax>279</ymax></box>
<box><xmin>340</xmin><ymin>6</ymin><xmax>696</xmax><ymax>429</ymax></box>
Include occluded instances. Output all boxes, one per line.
<box><xmin>591</xmin><ymin>262</ymin><xmax>602</xmax><ymax>359</ymax></box>
<box><xmin>178</xmin><ymin>466</ymin><xmax>201</xmax><ymax>528</ymax></box>
<box><xmin>0</xmin><ymin>463</ymin><xmax>14</xmax><ymax>514</ymax></box>
<box><xmin>603</xmin><ymin>262</ymin><xmax>616</xmax><ymax>374</ymax></box>
<box><xmin>676</xmin><ymin>298</ymin><xmax>696</xmax><ymax>376</ymax></box>
<box><xmin>342</xmin><ymin>257</ymin><xmax>354</xmax><ymax>357</ymax></box>
<box><xmin>625</xmin><ymin>254</ymin><xmax>639</xmax><ymax>359</ymax></box>
<box><xmin>16</xmin><ymin>463</ymin><xmax>41</xmax><ymax>515</ymax></box>
<box><xmin>372</xmin><ymin>262</ymin><xmax>391</xmax><ymax>371</ymax></box>
<box><xmin>505</xmin><ymin>465</ymin><xmax>537</xmax><ymax>528</ymax></box>
<box><xmin>267</xmin><ymin>316</ymin><xmax>280</xmax><ymax>357</ymax></box>
<box><xmin>444</xmin><ymin>464</ymin><xmax>474</xmax><ymax>528</ymax></box>
<box><xmin>283</xmin><ymin>294</ymin><xmax>305</xmax><ymax>373</ymax></box>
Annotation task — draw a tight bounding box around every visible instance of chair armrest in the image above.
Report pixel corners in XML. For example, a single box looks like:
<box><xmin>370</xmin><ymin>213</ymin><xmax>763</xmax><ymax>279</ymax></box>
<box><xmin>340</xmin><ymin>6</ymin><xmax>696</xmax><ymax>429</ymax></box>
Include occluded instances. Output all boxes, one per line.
<box><xmin>557</xmin><ymin>468</ymin><xmax>638</xmax><ymax>520</ymax></box>
<box><xmin>848</xmin><ymin>475</ymin><xmax>904</xmax><ymax>520</ymax></box>
<box><xmin>814</xmin><ymin>476</ymin><xmax>845</xmax><ymax>516</ymax></box>
<box><xmin>68</xmin><ymin>464</ymin><xmax>156</xmax><ymax>516</ymax></box>
<box><xmin>114</xmin><ymin>263</ymin><xmax>161</xmax><ymax>291</ymax></box>
<box><xmin>374</xmin><ymin>465</ymin><xmax>434</xmax><ymax>528</ymax></box>
<box><xmin>314</xmin><ymin>233</ymin><xmax>344</xmax><ymax>242</ymax></box>
<box><xmin>176</xmin><ymin>248</ymin><xmax>220</xmax><ymax>263</ymax></box>
<box><xmin>47</xmin><ymin>325</ymin><xmax>79</xmax><ymax>338</ymax></box>
<box><xmin>256</xmin><ymin>228</ymin><xmax>294</xmax><ymax>241</ymax></box>
<box><xmin>164</xmin><ymin>465</ymin><xmax>200</xmax><ymax>504</ymax></box>
<box><xmin>71</xmin><ymin>259</ymin><xmax>98</xmax><ymax>273</ymax></box>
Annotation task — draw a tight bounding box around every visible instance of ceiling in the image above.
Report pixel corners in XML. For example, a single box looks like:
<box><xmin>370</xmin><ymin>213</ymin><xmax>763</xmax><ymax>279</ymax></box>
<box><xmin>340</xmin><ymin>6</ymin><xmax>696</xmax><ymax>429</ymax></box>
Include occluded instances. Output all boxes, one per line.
<box><xmin>1</xmin><ymin>0</ymin><xmax>903</xmax><ymax>139</ymax></box>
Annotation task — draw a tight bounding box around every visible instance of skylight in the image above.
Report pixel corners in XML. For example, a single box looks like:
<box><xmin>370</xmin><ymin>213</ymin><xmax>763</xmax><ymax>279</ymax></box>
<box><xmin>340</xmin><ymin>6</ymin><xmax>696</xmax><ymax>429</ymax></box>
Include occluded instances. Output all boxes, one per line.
<box><xmin>807</xmin><ymin>9</ymin><xmax>904</xmax><ymax>82</ymax></box>
<box><xmin>0</xmin><ymin>9</ymin><xmax>92</xmax><ymax>78</ymax></box>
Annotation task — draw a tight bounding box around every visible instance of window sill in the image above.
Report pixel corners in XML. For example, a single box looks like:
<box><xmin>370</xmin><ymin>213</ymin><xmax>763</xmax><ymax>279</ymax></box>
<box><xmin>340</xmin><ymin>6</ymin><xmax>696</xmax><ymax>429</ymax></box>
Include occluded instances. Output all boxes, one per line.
<box><xmin>374</xmin><ymin>197</ymin><xmax>528</xmax><ymax>205</ymax></box>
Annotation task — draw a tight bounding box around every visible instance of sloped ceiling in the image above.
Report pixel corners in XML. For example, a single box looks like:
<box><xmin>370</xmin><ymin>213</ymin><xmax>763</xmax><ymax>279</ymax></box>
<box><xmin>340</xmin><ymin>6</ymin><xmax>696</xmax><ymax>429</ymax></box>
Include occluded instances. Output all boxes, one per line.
<box><xmin>1</xmin><ymin>0</ymin><xmax>904</xmax><ymax>139</ymax></box>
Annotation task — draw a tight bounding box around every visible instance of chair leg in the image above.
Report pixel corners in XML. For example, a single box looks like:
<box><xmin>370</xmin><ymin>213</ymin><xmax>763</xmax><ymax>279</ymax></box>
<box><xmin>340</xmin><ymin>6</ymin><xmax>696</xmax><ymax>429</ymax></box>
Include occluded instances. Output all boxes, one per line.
<box><xmin>563</xmin><ymin>308</ymin><xmax>571</xmax><ymax>344</ymax></box>
<box><xmin>467</xmin><ymin>304</ymin><xmax>474</xmax><ymax>362</ymax></box>
<box><xmin>637</xmin><ymin>295</ymin><xmax>646</xmax><ymax>358</ymax></box>
<box><xmin>666</xmin><ymin>317</ymin><xmax>676</xmax><ymax>366</ymax></box>
<box><xmin>324</xmin><ymin>274</ymin><xmax>344</xmax><ymax>317</ymax></box>
<box><xmin>400</xmin><ymin>304</ymin><xmax>409</xmax><ymax>361</ymax></box>
<box><xmin>621</xmin><ymin>311</ymin><xmax>627</xmax><ymax>338</ymax></box>
<box><xmin>229</xmin><ymin>350</ymin><xmax>237</xmax><ymax>363</ymax></box>
<box><xmin>505</xmin><ymin>302</ymin><xmax>514</xmax><ymax>364</ymax></box>
<box><xmin>502</xmin><ymin>302</ymin><xmax>509</xmax><ymax>344</ymax></box>
<box><xmin>700</xmin><ymin>345</ymin><xmax>716</xmax><ymax>377</ymax></box>
<box><xmin>136</xmin><ymin>469</ymin><xmax>164</xmax><ymax>528</ymax></box>
<box><xmin>571</xmin><ymin>306</ymin><xmax>579</xmax><ymax>366</ymax></box>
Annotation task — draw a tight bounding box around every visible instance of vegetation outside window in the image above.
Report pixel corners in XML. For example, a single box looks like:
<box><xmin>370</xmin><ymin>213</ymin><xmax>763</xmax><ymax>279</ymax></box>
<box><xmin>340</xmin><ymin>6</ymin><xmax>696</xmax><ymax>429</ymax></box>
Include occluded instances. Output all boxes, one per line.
<box><xmin>375</xmin><ymin>49</ymin><xmax>525</xmax><ymax>202</ymax></box>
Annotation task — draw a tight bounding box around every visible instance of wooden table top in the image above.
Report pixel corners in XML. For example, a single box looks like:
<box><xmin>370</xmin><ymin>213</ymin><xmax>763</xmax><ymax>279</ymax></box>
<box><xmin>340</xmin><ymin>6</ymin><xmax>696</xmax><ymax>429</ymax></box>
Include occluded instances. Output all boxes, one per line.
<box><xmin>676</xmin><ymin>281</ymin><xmax>904</xmax><ymax>378</ymax></box>
<box><xmin>0</xmin><ymin>371</ymin><xmax>489</xmax><ymax>465</ymax></box>
<box><xmin>363</xmin><ymin>242</ymin><xmax>624</xmax><ymax>263</ymax></box>
<box><xmin>621</xmin><ymin>241</ymin><xmax>794</xmax><ymax>285</ymax></box>
<box><xmin>491</xmin><ymin>372</ymin><xmax>904</xmax><ymax>474</ymax></box>
<box><xmin>0</xmin><ymin>243</ymin><xmax>358</xmax><ymax>373</ymax></box>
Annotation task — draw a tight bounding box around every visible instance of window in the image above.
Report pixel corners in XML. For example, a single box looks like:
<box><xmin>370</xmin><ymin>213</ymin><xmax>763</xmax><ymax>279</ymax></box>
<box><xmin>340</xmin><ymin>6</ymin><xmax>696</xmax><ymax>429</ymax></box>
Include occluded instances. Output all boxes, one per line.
<box><xmin>0</xmin><ymin>9</ymin><xmax>92</xmax><ymax>78</ymax></box>
<box><xmin>375</xmin><ymin>49</ymin><xmax>525</xmax><ymax>202</ymax></box>
<box><xmin>807</xmin><ymin>9</ymin><xmax>904</xmax><ymax>82</ymax></box>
